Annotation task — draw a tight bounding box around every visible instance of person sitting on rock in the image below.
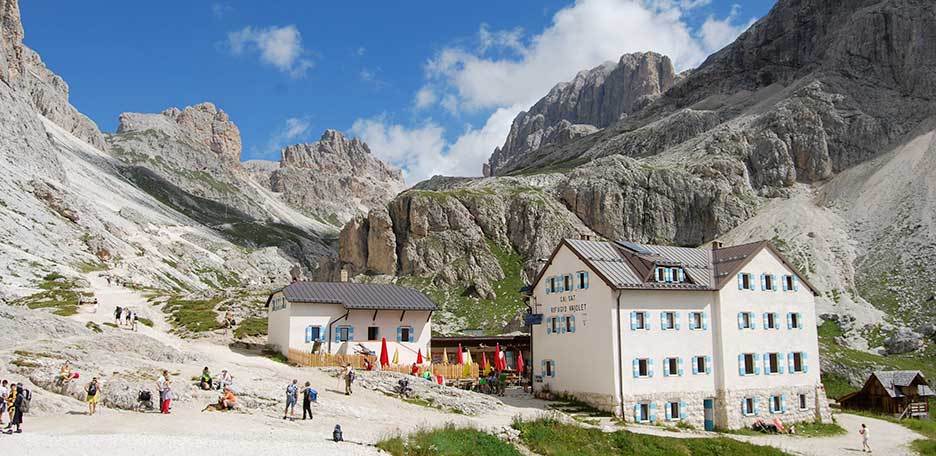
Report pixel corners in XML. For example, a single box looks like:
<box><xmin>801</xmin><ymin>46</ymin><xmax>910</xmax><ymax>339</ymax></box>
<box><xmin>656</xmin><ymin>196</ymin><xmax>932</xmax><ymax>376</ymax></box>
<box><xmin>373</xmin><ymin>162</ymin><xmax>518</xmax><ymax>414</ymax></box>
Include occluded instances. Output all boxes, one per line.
<box><xmin>219</xmin><ymin>387</ymin><xmax>237</xmax><ymax>410</ymax></box>
<box><xmin>56</xmin><ymin>361</ymin><xmax>73</xmax><ymax>389</ymax></box>
<box><xmin>199</xmin><ymin>367</ymin><xmax>213</xmax><ymax>390</ymax></box>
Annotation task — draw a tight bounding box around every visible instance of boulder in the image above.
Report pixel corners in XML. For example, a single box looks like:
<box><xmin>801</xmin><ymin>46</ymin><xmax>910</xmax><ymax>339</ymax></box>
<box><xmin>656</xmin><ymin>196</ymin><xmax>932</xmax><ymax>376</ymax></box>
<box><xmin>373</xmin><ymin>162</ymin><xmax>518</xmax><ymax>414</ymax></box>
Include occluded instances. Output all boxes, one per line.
<box><xmin>883</xmin><ymin>328</ymin><xmax>924</xmax><ymax>355</ymax></box>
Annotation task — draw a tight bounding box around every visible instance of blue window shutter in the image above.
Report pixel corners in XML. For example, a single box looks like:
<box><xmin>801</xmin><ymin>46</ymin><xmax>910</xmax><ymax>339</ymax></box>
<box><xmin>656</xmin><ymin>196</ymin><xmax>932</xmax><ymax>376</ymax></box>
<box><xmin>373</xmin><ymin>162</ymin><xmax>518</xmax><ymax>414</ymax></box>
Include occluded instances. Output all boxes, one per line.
<box><xmin>408</xmin><ymin>327</ymin><xmax>414</xmax><ymax>342</ymax></box>
<box><xmin>762</xmin><ymin>312</ymin><xmax>768</xmax><ymax>329</ymax></box>
<box><xmin>633</xmin><ymin>359</ymin><xmax>639</xmax><ymax>378</ymax></box>
<box><xmin>569</xmin><ymin>315</ymin><xmax>576</xmax><ymax>333</ymax></box>
<box><xmin>762</xmin><ymin>353</ymin><xmax>770</xmax><ymax>374</ymax></box>
<box><xmin>318</xmin><ymin>327</ymin><xmax>326</xmax><ymax>342</ymax></box>
<box><xmin>677</xmin><ymin>357</ymin><xmax>684</xmax><ymax>376</ymax></box>
<box><xmin>305</xmin><ymin>326</ymin><xmax>312</xmax><ymax>343</ymax></box>
<box><xmin>541</xmin><ymin>359</ymin><xmax>545</xmax><ymax>376</ymax></box>
<box><xmin>772</xmin><ymin>275</ymin><xmax>779</xmax><ymax>292</ymax></box>
<box><xmin>678</xmin><ymin>269</ymin><xmax>685</xmax><ymax>282</ymax></box>
<box><xmin>679</xmin><ymin>401</ymin><xmax>687</xmax><ymax>420</ymax></box>
<box><xmin>559</xmin><ymin>316</ymin><xmax>566</xmax><ymax>334</ymax></box>
<box><xmin>648</xmin><ymin>358</ymin><xmax>654</xmax><ymax>377</ymax></box>
<box><xmin>781</xmin><ymin>394</ymin><xmax>786</xmax><ymax>413</ymax></box>
<box><xmin>584</xmin><ymin>272</ymin><xmax>589</xmax><ymax>289</ymax></box>
<box><xmin>778</xmin><ymin>353</ymin><xmax>785</xmax><ymax>374</ymax></box>
<box><xmin>782</xmin><ymin>276</ymin><xmax>788</xmax><ymax>291</ymax></box>
<box><xmin>738</xmin><ymin>354</ymin><xmax>745</xmax><ymax>376</ymax></box>
<box><xmin>774</xmin><ymin>313</ymin><xmax>780</xmax><ymax>330</ymax></box>
<box><xmin>551</xmin><ymin>360</ymin><xmax>557</xmax><ymax>377</ymax></box>
<box><xmin>705</xmin><ymin>356</ymin><xmax>712</xmax><ymax>374</ymax></box>
<box><xmin>769</xmin><ymin>397</ymin><xmax>775</xmax><ymax>413</ymax></box>
<box><xmin>754</xmin><ymin>398</ymin><xmax>760</xmax><ymax>415</ymax></box>
<box><xmin>692</xmin><ymin>356</ymin><xmax>699</xmax><ymax>375</ymax></box>
<box><xmin>741</xmin><ymin>399</ymin><xmax>748</xmax><ymax>416</ymax></box>
<box><xmin>546</xmin><ymin>318</ymin><xmax>552</xmax><ymax>334</ymax></box>
<box><xmin>335</xmin><ymin>328</ymin><xmax>341</xmax><ymax>343</ymax></box>
<box><xmin>396</xmin><ymin>326</ymin><xmax>403</xmax><ymax>342</ymax></box>
<box><xmin>787</xmin><ymin>313</ymin><xmax>793</xmax><ymax>329</ymax></box>
<box><xmin>660</xmin><ymin>312</ymin><xmax>667</xmax><ymax>330</ymax></box>
<box><xmin>348</xmin><ymin>326</ymin><xmax>355</xmax><ymax>341</ymax></box>
<box><xmin>649</xmin><ymin>402</ymin><xmax>657</xmax><ymax>422</ymax></box>
<box><xmin>674</xmin><ymin>312</ymin><xmax>681</xmax><ymax>330</ymax></box>
<box><xmin>665</xmin><ymin>403</ymin><xmax>672</xmax><ymax>421</ymax></box>
<box><xmin>644</xmin><ymin>312</ymin><xmax>651</xmax><ymax>330</ymax></box>
<box><xmin>702</xmin><ymin>312</ymin><xmax>708</xmax><ymax>330</ymax></box>
<box><xmin>793</xmin><ymin>276</ymin><xmax>799</xmax><ymax>291</ymax></box>
<box><xmin>797</xmin><ymin>313</ymin><xmax>804</xmax><ymax>329</ymax></box>
<box><xmin>630</xmin><ymin>311</ymin><xmax>637</xmax><ymax>331</ymax></box>
<box><xmin>802</xmin><ymin>352</ymin><xmax>809</xmax><ymax>373</ymax></box>
<box><xmin>664</xmin><ymin>268</ymin><xmax>673</xmax><ymax>283</ymax></box>
<box><xmin>754</xmin><ymin>353</ymin><xmax>761</xmax><ymax>375</ymax></box>
<box><xmin>760</xmin><ymin>273</ymin><xmax>766</xmax><ymax>290</ymax></box>
<box><xmin>663</xmin><ymin>358</ymin><xmax>670</xmax><ymax>377</ymax></box>
<box><xmin>787</xmin><ymin>352</ymin><xmax>794</xmax><ymax>373</ymax></box>
<box><xmin>737</xmin><ymin>273</ymin><xmax>744</xmax><ymax>290</ymax></box>
<box><xmin>737</xmin><ymin>312</ymin><xmax>744</xmax><ymax>329</ymax></box>
<box><xmin>634</xmin><ymin>404</ymin><xmax>642</xmax><ymax>422</ymax></box>
<box><xmin>750</xmin><ymin>312</ymin><xmax>757</xmax><ymax>330</ymax></box>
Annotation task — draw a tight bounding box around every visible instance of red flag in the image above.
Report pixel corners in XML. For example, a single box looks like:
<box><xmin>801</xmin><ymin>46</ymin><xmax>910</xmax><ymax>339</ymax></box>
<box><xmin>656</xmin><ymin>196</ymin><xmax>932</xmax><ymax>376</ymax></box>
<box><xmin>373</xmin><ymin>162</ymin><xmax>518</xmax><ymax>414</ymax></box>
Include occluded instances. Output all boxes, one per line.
<box><xmin>516</xmin><ymin>351</ymin><xmax>525</xmax><ymax>376</ymax></box>
<box><xmin>456</xmin><ymin>343</ymin><xmax>464</xmax><ymax>365</ymax></box>
<box><xmin>481</xmin><ymin>351</ymin><xmax>489</xmax><ymax>372</ymax></box>
<box><xmin>495</xmin><ymin>343</ymin><xmax>504</xmax><ymax>371</ymax></box>
<box><xmin>379</xmin><ymin>337</ymin><xmax>390</xmax><ymax>367</ymax></box>
<box><xmin>416</xmin><ymin>349</ymin><xmax>424</xmax><ymax>364</ymax></box>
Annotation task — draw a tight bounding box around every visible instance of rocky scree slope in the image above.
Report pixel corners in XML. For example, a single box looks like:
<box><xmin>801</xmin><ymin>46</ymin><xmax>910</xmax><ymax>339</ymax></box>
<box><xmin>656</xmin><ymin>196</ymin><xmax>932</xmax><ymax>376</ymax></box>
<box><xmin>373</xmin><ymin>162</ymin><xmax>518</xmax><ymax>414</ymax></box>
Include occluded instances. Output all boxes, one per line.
<box><xmin>245</xmin><ymin>129</ymin><xmax>406</xmax><ymax>226</ymax></box>
<box><xmin>338</xmin><ymin>0</ymin><xmax>936</xmax><ymax>346</ymax></box>
<box><xmin>0</xmin><ymin>0</ymin><xmax>330</xmax><ymax>295</ymax></box>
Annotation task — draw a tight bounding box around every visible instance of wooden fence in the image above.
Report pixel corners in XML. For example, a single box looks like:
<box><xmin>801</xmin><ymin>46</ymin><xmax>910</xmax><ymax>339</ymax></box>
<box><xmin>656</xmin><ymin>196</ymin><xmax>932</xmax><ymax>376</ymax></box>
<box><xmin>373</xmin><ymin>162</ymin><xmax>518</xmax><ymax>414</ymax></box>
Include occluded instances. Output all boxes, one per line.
<box><xmin>287</xmin><ymin>349</ymin><xmax>480</xmax><ymax>380</ymax></box>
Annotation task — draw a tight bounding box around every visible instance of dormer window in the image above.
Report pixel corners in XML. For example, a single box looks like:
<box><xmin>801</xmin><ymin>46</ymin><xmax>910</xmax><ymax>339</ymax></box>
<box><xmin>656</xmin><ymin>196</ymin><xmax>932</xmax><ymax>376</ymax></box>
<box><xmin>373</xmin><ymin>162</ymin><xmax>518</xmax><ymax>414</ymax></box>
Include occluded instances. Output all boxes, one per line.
<box><xmin>655</xmin><ymin>267</ymin><xmax>686</xmax><ymax>284</ymax></box>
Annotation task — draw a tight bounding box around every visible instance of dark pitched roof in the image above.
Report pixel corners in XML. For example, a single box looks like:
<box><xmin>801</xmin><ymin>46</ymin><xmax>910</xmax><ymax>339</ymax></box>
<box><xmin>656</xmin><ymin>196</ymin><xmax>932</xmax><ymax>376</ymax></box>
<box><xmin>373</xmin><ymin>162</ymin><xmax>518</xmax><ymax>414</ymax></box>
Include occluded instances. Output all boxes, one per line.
<box><xmin>871</xmin><ymin>370</ymin><xmax>930</xmax><ymax>398</ymax></box>
<box><xmin>533</xmin><ymin>238</ymin><xmax>817</xmax><ymax>294</ymax></box>
<box><xmin>276</xmin><ymin>282</ymin><xmax>437</xmax><ymax>311</ymax></box>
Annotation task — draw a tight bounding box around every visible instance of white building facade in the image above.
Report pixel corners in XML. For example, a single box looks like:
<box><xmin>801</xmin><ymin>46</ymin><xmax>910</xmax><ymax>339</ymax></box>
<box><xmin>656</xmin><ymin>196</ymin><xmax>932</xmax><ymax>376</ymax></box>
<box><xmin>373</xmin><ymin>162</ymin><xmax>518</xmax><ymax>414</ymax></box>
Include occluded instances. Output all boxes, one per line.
<box><xmin>530</xmin><ymin>239</ymin><xmax>831</xmax><ymax>430</ymax></box>
<box><xmin>267</xmin><ymin>282</ymin><xmax>436</xmax><ymax>365</ymax></box>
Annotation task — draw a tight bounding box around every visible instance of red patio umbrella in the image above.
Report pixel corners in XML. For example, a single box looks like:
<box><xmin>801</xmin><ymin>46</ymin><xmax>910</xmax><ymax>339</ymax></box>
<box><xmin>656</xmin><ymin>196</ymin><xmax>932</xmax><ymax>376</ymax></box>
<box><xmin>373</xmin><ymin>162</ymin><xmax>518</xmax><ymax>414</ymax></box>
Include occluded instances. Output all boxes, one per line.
<box><xmin>416</xmin><ymin>349</ymin><xmax>424</xmax><ymax>364</ymax></box>
<box><xmin>379</xmin><ymin>337</ymin><xmax>390</xmax><ymax>367</ymax></box>
<box><xmin>481</xmin><ymin>351</ymin><xmax>489</xmax><ymax>372</ymax></box>
<box><xmin>456</xmin><ymin>343</ymin><xmax>464</xmax><ymax>365</ymax></box>
<box><xmin>495</xmin><ymin>343</ymin><xmax>504</xmax><ymax>371</ymax></box>
<box><xmin>515</xmin><ymin>351</ymin><xmax>525</xmax><ymax>376</ymax></box>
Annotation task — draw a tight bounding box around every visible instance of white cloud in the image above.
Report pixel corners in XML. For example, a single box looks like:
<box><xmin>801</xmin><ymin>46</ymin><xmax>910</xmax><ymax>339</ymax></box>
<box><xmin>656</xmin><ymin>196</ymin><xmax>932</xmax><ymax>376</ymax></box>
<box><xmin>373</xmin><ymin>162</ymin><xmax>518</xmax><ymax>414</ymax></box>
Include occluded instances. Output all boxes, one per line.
<box><xmin>414</xmin><ymin>87</ymin><xmax>438</xmax><ymax>110</ymax></box>
<box><xmin>254</xmin><ymin>117</ymin><xmax>311</xmax><ymax>159</ymax></box>
<box><xmin>700</xmin><ymin>5</ymin><xmax>756</xmax><ymax>52</ymax></box>
<box><xmin>356</xmin><ymin>0</ymin><xmax>755</xmax><ymax>183</ymax></box>
<box><xmin>227</xmin><ymin>25</ymin><xmax>313</xmax><ymax>77</ymax></box>
<box><xmin>283</xmin><ymin>117</ymin><xmax>311</xmax><ymax>140</ymax></box>
<box><xmin>359</xmin><ymin>69</ymin><xmax>375</xmax><ymax>82</ymax></box>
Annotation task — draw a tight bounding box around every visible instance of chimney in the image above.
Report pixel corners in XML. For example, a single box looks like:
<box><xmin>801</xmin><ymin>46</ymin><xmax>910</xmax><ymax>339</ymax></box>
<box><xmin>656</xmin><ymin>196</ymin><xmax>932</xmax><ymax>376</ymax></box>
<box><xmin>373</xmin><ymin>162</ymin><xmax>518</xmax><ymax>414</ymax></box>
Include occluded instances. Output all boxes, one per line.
<box><xmin>340</xmin><ymin>268</ymin><xmax>349</xmax><ymax>283</ymax></box>
<box><xmin>580</xmin><ymin>232</ymin><xmax>593</xmax><ymax>241</ymax></box>
<box><xmin>711</xmin><ymin>240</ymin><xmax>724</xmax><ymax>250</ymax></box>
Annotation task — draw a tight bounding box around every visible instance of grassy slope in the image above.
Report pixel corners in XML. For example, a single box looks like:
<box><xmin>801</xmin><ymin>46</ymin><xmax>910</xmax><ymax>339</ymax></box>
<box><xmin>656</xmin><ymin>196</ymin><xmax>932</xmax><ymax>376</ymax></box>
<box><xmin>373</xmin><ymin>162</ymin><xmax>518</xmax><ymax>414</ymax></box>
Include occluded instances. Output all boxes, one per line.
<box><xmin>377</xmin><ymin>426</ymin><xmax>521</xmax><ymax>456</ymax></box>
<box><xmin>13</xmin><ymin>273</ymin><xmax>93</xmax><ymax>316</ymax></box>
<box><xmin>514</xmin><ymin>418</ymin><xmax>789</xmax><ymax>456</ymax></box>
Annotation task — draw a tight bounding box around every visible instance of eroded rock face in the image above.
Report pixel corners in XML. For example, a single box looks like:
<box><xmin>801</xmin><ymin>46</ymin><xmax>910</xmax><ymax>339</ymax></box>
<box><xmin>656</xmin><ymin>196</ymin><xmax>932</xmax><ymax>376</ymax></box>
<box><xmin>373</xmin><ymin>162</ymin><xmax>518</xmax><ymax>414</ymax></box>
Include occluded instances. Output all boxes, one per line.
<box><xmin>117</xmin><ymin>102</ymin><xmax>242</xmax><ymax>162</ymax></box>
<box><xmin>488</xmin><ymin>52</ymin><xmax>676</xmax><ymax>175</ymax></box>
<box><xmin>0</xmin><ymin>0</ymin><xmax>24</xmax><ymax>84</ymax></box>
<box><xmin>366</xmin><ymin>207</ymin><xmax>397</xmax><ymax>275</ymax></box>
<box><xmin>263</xmin><ymin>130</ymin><xmax>406</xmax><ymax>225</ymax></box>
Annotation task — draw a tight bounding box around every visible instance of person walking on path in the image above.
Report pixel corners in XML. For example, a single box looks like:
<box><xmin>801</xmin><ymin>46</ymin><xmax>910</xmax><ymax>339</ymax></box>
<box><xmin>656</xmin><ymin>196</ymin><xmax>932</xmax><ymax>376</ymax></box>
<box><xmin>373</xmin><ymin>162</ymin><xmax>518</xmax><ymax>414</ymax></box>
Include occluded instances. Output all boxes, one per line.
<box><xmin>343</xmin><ymin>364</ymin><xmax>355</xmax><ymax>396</ymax></box>
<box><xmin>283</xmin><ymin>379</ymin><xmax>298</xmax><ymax>420</ymax></box>
<box><xmin>0</xmin><ymin>380</ymin><xmax>7</xmax><ymax>427</ymax></box>
<box><xmin>860</xmin><ymin>423</ymin><xmax>871</xmax><ymax>452</ymax></box>
<box><xmin>301</xmin><ymin>381</ymin><xmax>316</xmax><ymax>420</ymax></box>
<box><xmin>86</xmin><ymin>377</ymin><xmax>100</xmax><ymax>416</ymax></box>
<box><xmin>114</xmin><ymin>306</ymin><xmax>122</xmax><ymax>326</ymax></box>
<box><xmin>4</xmin><ymin>384</ymin><xmax>23</xmax><ymax>433</ymax></box>
<box><xmin>156</xmin><ymin>370</ymin><xmax>172</xmax><ymax>414</ymax></box>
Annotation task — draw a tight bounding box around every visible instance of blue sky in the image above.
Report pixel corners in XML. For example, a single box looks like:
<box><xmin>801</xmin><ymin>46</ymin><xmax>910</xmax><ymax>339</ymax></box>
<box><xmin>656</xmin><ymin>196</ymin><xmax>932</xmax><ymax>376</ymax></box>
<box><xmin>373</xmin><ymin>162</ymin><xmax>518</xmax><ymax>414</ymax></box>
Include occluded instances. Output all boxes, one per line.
<box><xmin>21</xmin><ymin>0</ymin><xmax>775</xmax><ymax>183</ymax></box>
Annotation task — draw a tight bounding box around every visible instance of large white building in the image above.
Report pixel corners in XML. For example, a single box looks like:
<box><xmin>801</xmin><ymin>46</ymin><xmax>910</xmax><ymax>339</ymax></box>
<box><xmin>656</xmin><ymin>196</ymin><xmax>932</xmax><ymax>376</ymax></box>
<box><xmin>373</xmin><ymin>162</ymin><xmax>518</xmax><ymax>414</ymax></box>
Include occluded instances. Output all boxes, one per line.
<box><xmin>266</xmin><ymin>282</ymin><xmax>436</xmax><ymax>365</ymax></box>
<box><xmin>530</xmin><ymin>238</ymin><xmax>832</xmax><ymax>430</ymax></box>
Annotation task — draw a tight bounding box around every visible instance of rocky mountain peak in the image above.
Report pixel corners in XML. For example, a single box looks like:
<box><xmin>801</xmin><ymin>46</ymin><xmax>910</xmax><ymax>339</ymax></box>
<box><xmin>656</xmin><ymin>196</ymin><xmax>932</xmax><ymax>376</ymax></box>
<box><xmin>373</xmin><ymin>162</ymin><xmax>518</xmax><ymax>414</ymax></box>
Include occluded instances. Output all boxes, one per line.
<box><xmin>0</xmin><ymin>0</ymin><xmax>24</xmax><ymax>85</ymax></box>
<box><xmin>117</xmin><ymin>102</ymin><xmax>242</xmax><ymax>162</ymax></box>
<box><xmin>280</xmin><ymin>130</ymin><xmax>389</xmax><ymax>175</ymax></box>
<box><xmin>485</xmin><ymin>51</ymin><xmax>676</xmax><ymax>176</ymax></box>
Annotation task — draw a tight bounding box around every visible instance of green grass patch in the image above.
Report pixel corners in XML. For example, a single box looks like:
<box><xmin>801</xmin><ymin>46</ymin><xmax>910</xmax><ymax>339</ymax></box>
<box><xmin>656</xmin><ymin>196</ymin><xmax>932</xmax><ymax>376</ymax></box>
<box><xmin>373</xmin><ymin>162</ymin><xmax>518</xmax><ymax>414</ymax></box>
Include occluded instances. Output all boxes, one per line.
<box><xmin>85</xmin><ymin>321</ymin><xmax>103</xmax><ymax>333</ymax></box>
<box><xmin>234</xmin><ymin>316</ymin><xmax>267</xmax><ymax>339</ymax></box>
<box><xmin>162</xmin><ymin>296</ymin><xmax>223</xmax><ymax>333</ymax></box>
<box><xmin>14</xmin><ymin>276</ymin><xmax>89</xmax><ymax>317</ymax></box>
<box><xmin>76</xmin><ymin>260</ymin><xmax>108</xmax><ymax>273</ymax></box>
<box><xmin>515</xmin><ymin>417</ymin><xmax>789</xmax><ymax>456</ymax></box>
<box><xmin>377</xmin><ymin>425</ymin><xmax>521</xmax><ymax>456</ymax></box>
<box><xmin>792</xmin><ymin>420</ymin><xmax>847</xmax><ymax>437</ymax></box>
<box><xmin>912</xmin><ymin>438</ymin><xmax>936</xmax><ymax>455</ymax></box>
<box><xmin>138</xmin><ymin>318</ymin><xmax>154</xmax><ymax>327</ymax></box>
<box><xmin>821</xmin><ymin>373</ymin><xmax>859</xmax><ymax>401</ymax></box>
<box><xmin>103</xmin><ymin>322</ymin><xmax>118</xmax><ymax>328</ymax></box>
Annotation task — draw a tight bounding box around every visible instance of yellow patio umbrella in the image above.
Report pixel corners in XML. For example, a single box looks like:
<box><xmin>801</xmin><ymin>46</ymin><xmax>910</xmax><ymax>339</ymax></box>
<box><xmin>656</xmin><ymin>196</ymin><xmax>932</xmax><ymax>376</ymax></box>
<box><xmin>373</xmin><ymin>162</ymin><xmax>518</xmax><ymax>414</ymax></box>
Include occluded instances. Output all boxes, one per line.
<box><xmin>442</xmin><ymin>347</ymin><xmax>449</xmax><ymax>365</ymax></box>
<box><xmin>392</xmin><ymin>347</ymin><xmax>399</xmax><ymax>365</ymax></box>
<box><xmin>464</xmin><ymin>348</ymin><xmax>473</xmax><ymax>365</ymax></box>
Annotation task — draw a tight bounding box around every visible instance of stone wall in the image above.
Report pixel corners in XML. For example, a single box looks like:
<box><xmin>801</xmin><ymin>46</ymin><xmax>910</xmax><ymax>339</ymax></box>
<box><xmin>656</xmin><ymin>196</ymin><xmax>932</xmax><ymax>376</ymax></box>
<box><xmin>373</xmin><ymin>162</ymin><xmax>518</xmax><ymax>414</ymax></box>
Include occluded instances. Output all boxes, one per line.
<box><xmin>717</xmin><ymin>384</ymin><xmax>831</xmax><ymax>430</ymax></box>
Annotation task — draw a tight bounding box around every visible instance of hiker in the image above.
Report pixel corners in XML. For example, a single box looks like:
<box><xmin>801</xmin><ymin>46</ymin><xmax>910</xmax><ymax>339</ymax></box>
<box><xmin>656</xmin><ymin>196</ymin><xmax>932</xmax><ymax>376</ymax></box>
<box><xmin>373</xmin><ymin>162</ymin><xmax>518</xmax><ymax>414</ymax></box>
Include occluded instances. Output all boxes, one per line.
<box><xmin>860</xmin><ymin>423</ymin><xmax>871</xmax><ymax>452</ymax></box>
<box><xmin>131</xmin><ymin>311</ymin><xmax>138</xmax><ymax>331</ymax></box>
<box><xmin>217</xmin><ymin>369</ymin><xmax>233</xmax><ymax>391</ymax></box>
<box><xmin>199</xmin><ymin>367</ymin><xmax>213</xmax><ymax>390</ymax></box>
<box><xmin>56</xmin><ymin>361</ymin><xmax>73</xmax><ymax>389</ymax></box>
<box><xmin>202</xmin><ymin>387</ymin><xmax>237</xmax><ymax>412</ymax></box>
<box><xmin>156</xmin><ymin>370</ymin><xmax>172</xmax><ymax>414</ymax></box>
<box><xmin>5</xmin><ymin>384</ymin><xmax>23</xmax><ymax>434</ymax></box>
<box><xmin>124</xmin><ymin>309</ymin><xmax>132</xmax><ymax>326</ymax></box>
<box><xmin>106</xmin><ymin>276</ymin><xmax>112</xmax><ymax>287</ymax></box>
<box><xmin>410</xmin><ymin>363</ymin><xmax>419</xmax><ymax>376</ymax></box>
<box><xmin>343</xmin><ymin>363</ymin><xmax>355</xmax><ymax>395</ymax></box>
<box><xmin>223</xmin><ymin>311</ymin><xmax>235</xmax><ymax>336</ymax></box>
<box><xmin>0</xmin><ymin>380</ymin><xmax>7</xmax><ymax>426</ymax></box>
<box><xmin>283</xmin><ymin>379</ymin><xmax>299</xmax><ymax>419</ymax></box>
<box><xmin>114</xmin><ymin>306</ymin><xmax>122</xmax><ymax>326</ymax></box>
<box><xmin>301</xmin><ymin>381</ymin><xmax>316</xmax><ymax>420</ymax></box>
<box><xmin>496</xmin><ymin>370</ymin><xmax>507</xmax><ymax>397</ymax></box>
<box><xmin>86</xmin><ymin>377</ymin><xmax>100</xmax><ymax>416</ymax></box>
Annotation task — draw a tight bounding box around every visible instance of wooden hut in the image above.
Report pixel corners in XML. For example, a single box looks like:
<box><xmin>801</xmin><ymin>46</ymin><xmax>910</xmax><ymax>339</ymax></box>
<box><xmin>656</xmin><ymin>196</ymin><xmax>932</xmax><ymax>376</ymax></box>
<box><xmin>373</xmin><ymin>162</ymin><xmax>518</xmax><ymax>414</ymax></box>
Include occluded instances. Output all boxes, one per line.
<box><xmin>839</xmin><ymin>371</ymin><xmax>933</xmax><ymax>417</ymax></box>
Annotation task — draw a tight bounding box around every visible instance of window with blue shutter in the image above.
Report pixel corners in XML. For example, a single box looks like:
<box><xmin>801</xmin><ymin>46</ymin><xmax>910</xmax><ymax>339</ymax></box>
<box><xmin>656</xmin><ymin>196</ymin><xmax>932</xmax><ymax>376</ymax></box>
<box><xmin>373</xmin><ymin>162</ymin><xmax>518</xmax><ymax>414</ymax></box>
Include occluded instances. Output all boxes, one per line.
<box><xmin>749</xmin><ymin>312</ymin><xmax>757</xmax><ymax>329</ymax></box>
<box><xmin>632</xmin><ymin>359</ymin><xmax>639</xmax><ymax>378</ymax></box>
<box><xmin>576</xmin><ymin>271</ymin><xmax>589</xmax><ymax>289</ymax></box>
<box><xmin>702</xmin><ymin>312</ymin><xmax>708</xmax><ymax>330</ymax></box>
<box><xmin>630</xmin><ymin>311</ymin><xmax>637</xmax><ymax>330</ymax></box>
<box><xmin>772</xmin><ymin>274</ymin><xmax>779</xmax><ymax>292</ymax></box>
<box><xmin>705</xmin><ymin>356</ymin><xmax>712</xmax><ymax>374</ymax></box>
<box><xmin>802</xmin><ymin>352</ymin><xmax>808</xmax><ymax>373</ymax></box>
<box><xmin>677</xmin><ymin>357</ymin><xmax>684</xmax><ymax>376</ymax></box>
<box><xmin>558</xmin><ymin>316</ymin><xmax>567</xmax><ymax>334</ymax></box>
<box><xmin>306</xmin><ymin>326</ymin><xmax>322</xmax><ymax>343</ymax></box>
<box><xmin>692</xmin><ymin>356</ymin><xmax>699</xmax><ymax>375</ymax></box>
<box><xmin>567</xmin><ymin>315</ymin><xmax>576</xmax><ymax>333</ymax></box>
<box><xmin>648</xmin><ymin>402</ymin><xmax>657</xmax><ymax>423</ymax></box>
<box><xmin>397</xmin><ymin>326</ymin><xmax>414</xmax><ymax>342</ymax></box>
<box><xmin>796</xmin><ymin>313</ymin><xmax>803</xmax><ymax>329</ymax></box>
<box><xmin>793</xmin><ymin>276</ymin><xmax>800</xmax><ymax>291</ymax></box>
<box><xmin>664</xmin><ymin>268</ymin><xmax>673</xmax><ymax>283</ymax></box>
<box><xmin>643</xmin><ymin>312</ymin><xmax>651</xmax><ymax>330</ymax></box>
<box><xmin>786</xmin><ymin>313</ymin><xmax>793</xmax><ymax>329</ymax></box>
<box><xmin>737</xmin><ymin>273</ymin><xmax>744</xmax><ymax>290</ymax></box>
<box><xmin>674</xmin><ymin>312</ymin><xmax>681</xmax><ymax>330</ymax></box>
<box><xmin>778</xmin><ymin>352</ymin><xmax>785</xmax><ymax>374</ymax></box>
<box><xmin>760</xmin><ymin>273</ymin><xmax>766</xmax><ymax>291</ymax></box>
<box><xmin>753</xmin><ymin>353</ymin><xmax>761</xmax><ymax>375</ymax></box>
<box><xmin>648</xmin><ymin>358</ymin><xmax>654</xmax><ymax>377</ymax></box>
<box><xmin>336</xmin><ymin>325</ymin><xmax>353</xmax><ymax>342</ymax></box>
<box><xmin>781</xmin><ymin>394</ymin><xmax>787</xmax><ymax>413</ymax></box>
<box><xmin>634</xmin><ymin>403</ymin><xmax>642</xmax><ymax>422</ymax></box>
<box><xmin>679</xmin><ymin>401</ymin><xmax>687</xmax><ymax>420</ymax></box>
<box><xmin>665</xmin><ymin>402</ymin><xmax>672</xmax><ymax>421</ymax></box>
